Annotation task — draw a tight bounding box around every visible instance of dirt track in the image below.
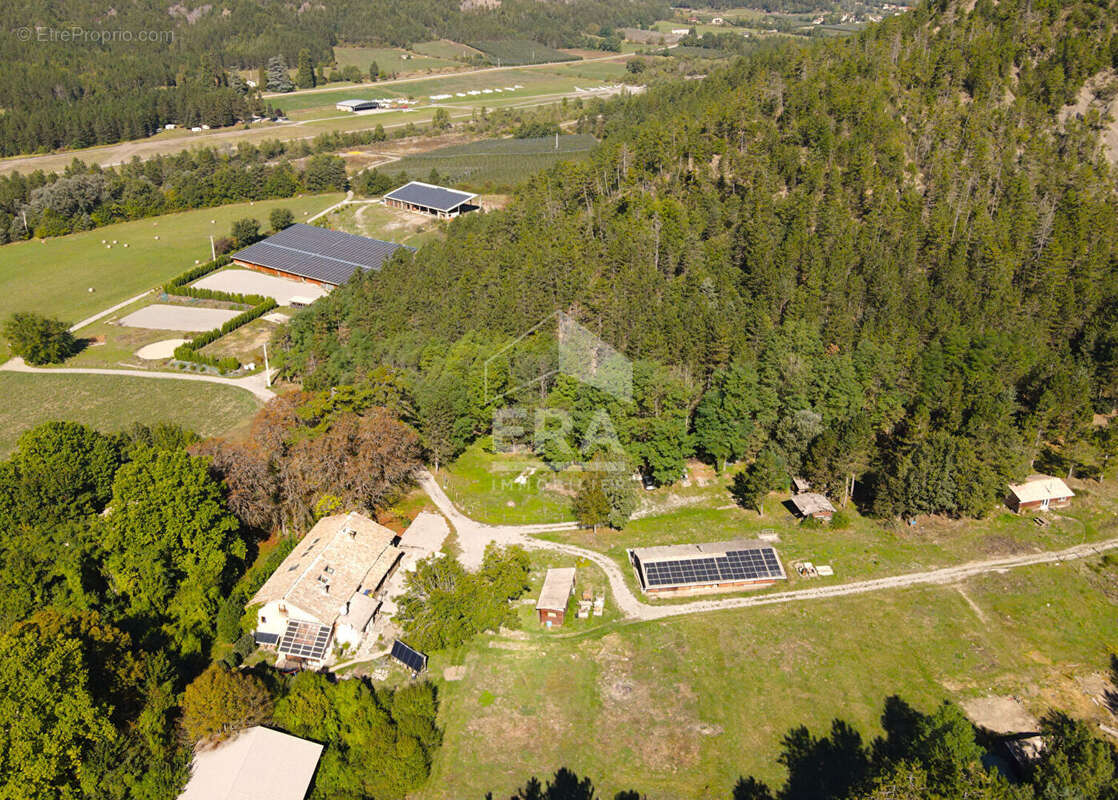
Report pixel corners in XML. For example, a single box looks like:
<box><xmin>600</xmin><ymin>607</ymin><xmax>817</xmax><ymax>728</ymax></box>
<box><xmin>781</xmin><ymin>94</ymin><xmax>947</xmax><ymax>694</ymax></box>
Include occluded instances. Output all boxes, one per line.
<box><xmin>418</xmin><ymin>471</ymin><xmax>1118</xmax><ymax>621</ymax></box>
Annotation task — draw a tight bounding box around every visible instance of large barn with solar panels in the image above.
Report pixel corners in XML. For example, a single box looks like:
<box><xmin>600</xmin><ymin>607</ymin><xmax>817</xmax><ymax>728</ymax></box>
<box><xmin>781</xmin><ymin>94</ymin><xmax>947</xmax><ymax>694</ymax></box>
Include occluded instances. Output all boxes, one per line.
<box><xmin>629</xmin><ymin>539</ymin><xmax>787</xmax><ymax>596</ymax></box>
<box><xmin>383</xmin><ymin>181</ymin><xmax>478</xmax><ymax>218</ymax></box>
<box><xmin>250</xmin><ymin>512</ymin><xmax>402</xmax><ymax>669</ymax></box>
<box><xmin>231</xmin><ymin>223</ymin><xmax>411</xmax><ymax>288</ymax></box>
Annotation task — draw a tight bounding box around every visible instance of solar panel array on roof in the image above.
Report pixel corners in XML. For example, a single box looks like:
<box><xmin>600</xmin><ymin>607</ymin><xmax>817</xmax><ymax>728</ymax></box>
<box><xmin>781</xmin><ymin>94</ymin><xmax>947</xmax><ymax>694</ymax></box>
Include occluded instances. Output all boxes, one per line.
<box><xmin>232</xmin><ymin>223</ymin><xmax>408</xmax><ymax>286</ymax></box>
<box><xmin>384</xmin><ymin>181</ymin><xmax>477</xmax><ymax>212</ymax></box>
<box><xmin>277</xmin><ymin>620</ymin><xmax>331</xmax><ymax>661</ymax></box>
<box><xmin>390</xmin><ymin>640</ymin><xmax>427</xmax><ymax>673</ymax></box>
<box><xmin>642</xmin><ymin>548</ymin><xmax>783</xmax><ymax>588</ymax></box>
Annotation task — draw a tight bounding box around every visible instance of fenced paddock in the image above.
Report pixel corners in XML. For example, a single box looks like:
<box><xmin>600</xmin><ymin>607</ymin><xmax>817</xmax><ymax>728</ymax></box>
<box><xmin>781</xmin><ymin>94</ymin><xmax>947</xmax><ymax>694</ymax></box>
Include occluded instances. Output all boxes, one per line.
<box><xmin>118</xmin><ymin>304</ymin><xmax>242</xmax><ymax>332</ymax></box>
<box><xmin>192</xmin><ymin>269</ymin><xmax>329</xmax><ymax>306</ymax></box>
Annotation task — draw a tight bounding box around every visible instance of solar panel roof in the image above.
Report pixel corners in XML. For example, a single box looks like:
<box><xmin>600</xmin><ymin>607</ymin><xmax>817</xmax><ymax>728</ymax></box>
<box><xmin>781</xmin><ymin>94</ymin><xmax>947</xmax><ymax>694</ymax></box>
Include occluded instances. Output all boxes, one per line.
<box><xmin>390</xmin><ymin>640</ymin><xmax>428</xmax><ymax>673</ymax></box>
<box><xmin>232</xmin><ymin>223</ymin><xmax>410</xmax><ymax>286</ymax></box>
<box><xmin>638</xmin><ymin>547</ymin><xmax>785</xmax><ymax>589</ymax></box>
<box><xmin>384</xmin><ymin>181</ymin><xmax>477</xmax><ymax>212</ymax></box>
<box><xmin>277</xmin><ymin>619</ymin><xmax>332</xmax><ymax>661</ymax></box>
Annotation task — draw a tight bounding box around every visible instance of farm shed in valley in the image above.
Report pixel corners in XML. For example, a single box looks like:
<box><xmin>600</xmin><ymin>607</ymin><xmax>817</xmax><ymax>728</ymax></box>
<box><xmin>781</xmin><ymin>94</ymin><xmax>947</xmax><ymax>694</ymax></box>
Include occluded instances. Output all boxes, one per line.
<box><xmin>232</xmin><ymin>223</ymin><xmax>409</xmax><ymax>288</ymax></box>
<box><xmin>383</xmin><ymin>181</ymin><xmax>478</xmax><ymax>218</ymax></box>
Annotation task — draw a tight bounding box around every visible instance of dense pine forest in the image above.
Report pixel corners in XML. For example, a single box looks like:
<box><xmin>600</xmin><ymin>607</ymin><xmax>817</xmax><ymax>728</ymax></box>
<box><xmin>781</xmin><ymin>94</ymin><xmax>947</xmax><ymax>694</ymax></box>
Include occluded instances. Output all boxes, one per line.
<box><xmin>0</xmin><ymin>0</ymin><xmax>665</xmax><ymax>156</ymax></box>
<box><xmin>280</xmin><ymin>0</ymin><xmax>1118</xmax><ymax>518</ymax></box>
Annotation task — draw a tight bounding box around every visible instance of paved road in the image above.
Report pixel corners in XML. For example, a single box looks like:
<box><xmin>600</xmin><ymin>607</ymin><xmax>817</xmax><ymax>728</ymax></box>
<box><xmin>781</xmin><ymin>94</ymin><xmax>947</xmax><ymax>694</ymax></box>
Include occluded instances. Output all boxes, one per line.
<box><xmin>0</xmin><ymin>356</ymin><xmax>276</xmax><ymax>402</ymax></box>
<box><xmin>418</xmin><ymin>471</ymin><xmax>1118</xmax><ymax>622</ymax></box>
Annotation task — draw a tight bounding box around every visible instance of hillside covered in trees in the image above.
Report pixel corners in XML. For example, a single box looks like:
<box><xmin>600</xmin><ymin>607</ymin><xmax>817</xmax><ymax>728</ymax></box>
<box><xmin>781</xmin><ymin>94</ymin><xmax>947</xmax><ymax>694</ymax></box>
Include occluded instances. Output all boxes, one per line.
<box><xmin>280</xmin><ymin>0</ymin><xmax>1118</xmax><ymax>518</ymax></box>
<box><xmin>0</xmin><ymin>0</ymin><xmax>665</xmax><ymax>155</ymax></box>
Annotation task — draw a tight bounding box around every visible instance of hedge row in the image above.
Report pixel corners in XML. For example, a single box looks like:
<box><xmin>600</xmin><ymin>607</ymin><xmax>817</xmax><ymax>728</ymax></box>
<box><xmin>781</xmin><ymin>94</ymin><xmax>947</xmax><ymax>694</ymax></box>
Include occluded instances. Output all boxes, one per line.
<box><xmin>164</xmin><ymin>255</ymin><xmax>232</xmax><ymax>289</ymax></box>
<box><xmin>167</xmin><ymin>285</ymin><xmax>269</xmax><ymax>306</ymax></box>
<box><xmin>174</xmin><ymin>297</ymin><xmax>278</xmax><ymax>372</ymax></box>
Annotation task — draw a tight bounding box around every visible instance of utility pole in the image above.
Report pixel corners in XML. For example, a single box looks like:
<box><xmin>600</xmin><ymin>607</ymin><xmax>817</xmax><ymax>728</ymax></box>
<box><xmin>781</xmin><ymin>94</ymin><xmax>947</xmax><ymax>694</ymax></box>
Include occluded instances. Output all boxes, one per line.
<box><xmin>555</xmin><ymin>131</ymin><xmax>559</xmax><ymax>150</ymax></box>
<box><xmin>263</xmin><ymin>342</ymin><xmax>272</xmax><ymax>387</ymax></box>
<box><xmin>209</xmin><ymin>235</ymin><xmax>216</xmax><ymax>260</ymax></box>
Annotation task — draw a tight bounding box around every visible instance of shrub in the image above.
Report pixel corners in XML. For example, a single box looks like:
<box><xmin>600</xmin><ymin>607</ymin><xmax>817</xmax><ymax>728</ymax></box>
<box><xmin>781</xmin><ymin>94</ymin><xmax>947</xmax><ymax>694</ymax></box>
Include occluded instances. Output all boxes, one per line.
<box><xmin>2</xmin><ymin>312</ymin><xmax>77</xmax><ymax>364</ymax></box>
<box><xmin>269</xmin><ymin>207</ymin><xmax>294</xmax><ymax>231</ymax></box>
<box><xmin>231</xmin><ymin>217</ymin><xmax>260</xmax><ymax>247</ymax></box>
<box><xmin>830</xmin><ymin>509</ymin><xmax>852</xmax><ymax>529</ymax></box>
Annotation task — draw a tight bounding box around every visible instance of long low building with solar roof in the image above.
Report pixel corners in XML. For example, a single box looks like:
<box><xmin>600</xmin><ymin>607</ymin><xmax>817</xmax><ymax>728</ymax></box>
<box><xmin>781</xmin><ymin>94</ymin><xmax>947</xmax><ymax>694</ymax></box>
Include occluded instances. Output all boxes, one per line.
<box><xmin>231</xmin><ymin>223</ymin><xmax>411</xmax><ymax>288</ymax></box>
<box><xmin>383</xmin><ymin>180</ymin><xmax>478</xmax><ymax>218</ymax></box>
<box><xmin>628</xmin><ymin>539</ymin><xmax>787</xmax><ymax>596</ymax></box>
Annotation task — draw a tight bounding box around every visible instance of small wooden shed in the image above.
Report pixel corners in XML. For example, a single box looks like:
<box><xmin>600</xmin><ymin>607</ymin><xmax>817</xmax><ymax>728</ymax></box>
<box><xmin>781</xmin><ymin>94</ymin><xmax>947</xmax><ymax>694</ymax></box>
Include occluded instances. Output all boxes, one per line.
<box><xmin>535</xmin><ymin>567</ymin><xmax>576</xmax><ymax>627</ymax></box>
<box><xmin>790</xmin><ymin>492</ymin><xmax>836</xmax><ymax>521</ymax></box>
<box><xmin>1006</xmin><ymin>476</ymin><xmax>1074</xmax><ymax>513</ymax></box>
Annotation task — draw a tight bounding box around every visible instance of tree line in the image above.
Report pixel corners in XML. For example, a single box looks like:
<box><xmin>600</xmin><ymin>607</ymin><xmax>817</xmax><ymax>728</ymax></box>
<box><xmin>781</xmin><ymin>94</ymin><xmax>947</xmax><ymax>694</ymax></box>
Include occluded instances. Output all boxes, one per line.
<box><xmin>276</xmin><ymin>0</ymin><xmax>1118</xmax><ymax>520</ymax></box>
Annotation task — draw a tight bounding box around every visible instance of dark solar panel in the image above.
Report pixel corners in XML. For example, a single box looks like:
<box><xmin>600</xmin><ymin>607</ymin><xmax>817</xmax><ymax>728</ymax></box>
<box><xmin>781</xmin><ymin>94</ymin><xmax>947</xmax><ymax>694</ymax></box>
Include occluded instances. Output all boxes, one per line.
<box><xmin>277</xmin><ymin>620</ymin><xmax>332</xmax><ymax>661</ymax></box>
<box><xmin>642</xmin><ymin>548</ymin><xmax>783</xmax><ymax>588</ymax></box>
<box><xmin>391</xmin><ymin>640</ymin><xmax>428</xmax><ymax>673</ymax></box>
<box><xmin>232</xmin><ymin>223</ymin><xmax>411</xmax><ymax>285</ymax></box>
<box><xmin>384</xmin><ymin>182</ymin><xmax>475</xmax><ymax>212</ymax></box>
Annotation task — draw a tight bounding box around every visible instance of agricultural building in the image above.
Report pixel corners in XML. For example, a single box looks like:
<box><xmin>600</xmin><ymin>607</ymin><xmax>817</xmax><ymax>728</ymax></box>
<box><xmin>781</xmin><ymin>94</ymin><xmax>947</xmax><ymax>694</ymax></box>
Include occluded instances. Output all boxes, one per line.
<box><xmin>232</xmin><ymin>223</ymin><xmax>409</xmax><ymax>287</ymax></box>
<box><xmin>629</xmin><ymin>540</ymin><xmax>786</xmax><ymax>596</ymax></box>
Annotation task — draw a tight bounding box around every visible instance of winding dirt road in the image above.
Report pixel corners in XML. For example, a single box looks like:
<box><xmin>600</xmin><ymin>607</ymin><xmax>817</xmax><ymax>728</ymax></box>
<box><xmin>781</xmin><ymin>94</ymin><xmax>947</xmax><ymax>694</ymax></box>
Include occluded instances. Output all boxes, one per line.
<box><xmin>418</xmin><ymin>471</ymin><xmax>1118</xmax><ymax>622</ymax></box>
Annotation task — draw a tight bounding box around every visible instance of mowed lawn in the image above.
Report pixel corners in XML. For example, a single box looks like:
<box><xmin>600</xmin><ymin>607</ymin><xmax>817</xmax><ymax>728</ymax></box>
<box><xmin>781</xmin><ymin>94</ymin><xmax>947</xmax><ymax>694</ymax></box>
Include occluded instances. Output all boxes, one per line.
<box><xmin>419</xmin><ymin>559</ymin><xmax>1118</xmax><ymax>799</ymax></box>
<box><xmin>0</xmin><ymin>194</ymin><xmax>342</xmax><ymax>325</ymax></box>
<box><xmin>0</xmin><ymin>372</ymin><xmax>260</xmax><ymax>455</ymax></box>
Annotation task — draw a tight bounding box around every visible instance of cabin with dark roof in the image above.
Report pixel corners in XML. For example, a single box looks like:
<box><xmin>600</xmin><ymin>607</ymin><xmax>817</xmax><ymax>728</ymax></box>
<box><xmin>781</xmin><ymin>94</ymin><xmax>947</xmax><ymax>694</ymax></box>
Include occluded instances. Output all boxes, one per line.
<box><xmin>383</xmin><ymin>181</ymin><xmax>478</xmax><ymax>218</ymax></box>
<box><xmin>231</xmin><ymin>223</ymin><xmax>410</xmax><ymax>288</ymax></box>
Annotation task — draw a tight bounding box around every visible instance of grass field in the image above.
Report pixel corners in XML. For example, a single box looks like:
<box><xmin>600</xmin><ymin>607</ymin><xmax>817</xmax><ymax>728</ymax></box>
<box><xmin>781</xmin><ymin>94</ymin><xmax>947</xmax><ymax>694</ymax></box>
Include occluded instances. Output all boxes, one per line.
<box><xmin>320</xmin><ymin>203</ymin><xmax>443</xmax><ymax>248</ymax></box>
<box><xmin>439</xmin><ymin>439</ymin><xmax>575</xmax><ymax>525</ymax></box>
<box><xmin>0</xmin><ymin>194</ymin><xmax>342</xmax><ymax>325</ymax></box>
<box><xmin>0</xmin><ymin>372</ymin><xmax>260</xmax><ymax>454</ymax></box>
<box><xmin>333</xmin><ymin>46</ymin><xmax>459</xmax><ymax>77</ymax></box>
<box><xmin>388</xmin><ymin>134</ymin><xmax>597</xmax><ymax>190</ymax></box>
<box><xmin>470</xmin><ymin>40</ymin><xmax>580</xmax><ymax>66</ymax></box>
<box><xmin>417</xmin><ymin>556</ymin><xmax>1118</xmax><ymax>798</ymax></box>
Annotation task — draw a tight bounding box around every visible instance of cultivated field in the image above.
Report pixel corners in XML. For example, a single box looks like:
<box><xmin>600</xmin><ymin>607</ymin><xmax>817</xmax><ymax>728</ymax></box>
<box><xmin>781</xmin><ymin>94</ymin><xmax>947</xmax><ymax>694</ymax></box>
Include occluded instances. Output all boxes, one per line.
<box><xmin>470</xmin><ymin>40</ymin><xmax>579</xmax><ymax>66</ymax></box>
<box><xmin>412</xmin><ymin>40</ymin><xmax>483</xmax><ymax>60</ymax></box>
<box><xmin>0</xmin><ymin>372</ymin><xmax>259</xmax><ymax>454</ymax></box>
<box><xmin>387</xmin><ymin>134</ymin><xmax>597</xmax><ymax>190</ymax></box>
<box><xmin>0</xmin><ymin>194</ymin><xmax>342</xmax><ymax>324</ymax></box>
<box><xmin>418</xmin><ymin>556</ymin><xmax>1118</xmax><ymax>798</ymax></box>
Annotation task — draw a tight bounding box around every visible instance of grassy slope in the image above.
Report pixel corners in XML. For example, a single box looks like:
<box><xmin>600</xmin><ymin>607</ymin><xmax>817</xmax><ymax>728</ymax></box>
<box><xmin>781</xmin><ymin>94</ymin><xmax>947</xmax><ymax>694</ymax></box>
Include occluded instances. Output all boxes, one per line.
<box><xmin>0</xmin><ymin>372</ymin><xmax>260</xmax><ymax>454</ymax></box>
<box><xmin>438</xmin><ymin>439</ymin><xmax>575</xmax><ymax>525</ymax></box>
<box><xmin>333</xmin><ymin>46</ymin><xmax>459</xmax><ymax>76</ymax></box>
<box><xmin>419</xmin><ymin>558</ymin><xmax>1118</xmax><ymax>799</ymax></box>
<box><xmin>0</xmin><ymin>194</ymin><xmax>343</xmax><ymax>324</ymax></box>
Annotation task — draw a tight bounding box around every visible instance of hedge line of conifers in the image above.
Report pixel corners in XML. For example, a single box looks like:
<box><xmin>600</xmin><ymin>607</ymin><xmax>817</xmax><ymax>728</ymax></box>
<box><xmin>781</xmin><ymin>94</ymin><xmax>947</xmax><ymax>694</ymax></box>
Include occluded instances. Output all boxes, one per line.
<box><xmin>163</xmin><ymin>255</ymin><xmax>278</xmax><ymax>373</ymax></box>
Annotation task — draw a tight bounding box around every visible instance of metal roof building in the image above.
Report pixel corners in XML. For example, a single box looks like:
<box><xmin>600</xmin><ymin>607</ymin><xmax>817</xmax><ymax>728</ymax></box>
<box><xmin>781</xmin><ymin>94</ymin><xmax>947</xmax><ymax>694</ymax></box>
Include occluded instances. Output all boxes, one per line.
<box><xmin>178</xmin><ymin>726</ymin><xmax>323</xmax><ymax>800</ymax></box>
<box><xmin>1007</xmin><ymin>475</ymin><xmax>1074</xmax><ymax>513</ymax></box>
<box><xmin>789</xmin><ymin>492</ymin><xmax>836</xmax><ymax>521</ymax></box>
<box><xmin>535</xmin><ymin>567</ymin><xmax>576</xmax><ymax>626</ymax></box>
<box><xmin>232</xmin><ymin>223</ymin><xmax>410</xmax><ymax>287</ymax></box>
<box><xmin>336</xmin><ymin>99</ymin><xmax>379</xmax><ymax>112</ymax></box>
<box><xmin>384</xmin><ymin>181</ymin><xmax>478</xmax><ymax>218</ymax></box>
<box><xmin>629</xmin><ymin>539</ymin><xmax>786</xmax><ymax>596</ymax></box>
